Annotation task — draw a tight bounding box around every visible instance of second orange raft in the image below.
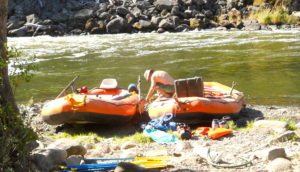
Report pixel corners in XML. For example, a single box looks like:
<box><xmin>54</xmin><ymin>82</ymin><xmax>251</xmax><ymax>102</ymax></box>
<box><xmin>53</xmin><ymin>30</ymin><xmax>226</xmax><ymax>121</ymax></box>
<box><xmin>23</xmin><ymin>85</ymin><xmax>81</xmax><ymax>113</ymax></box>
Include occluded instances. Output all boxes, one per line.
<box><xmin>147</xmin><ymin>81</ymin><xmax>245</xmax><ymax>124</ymax></box>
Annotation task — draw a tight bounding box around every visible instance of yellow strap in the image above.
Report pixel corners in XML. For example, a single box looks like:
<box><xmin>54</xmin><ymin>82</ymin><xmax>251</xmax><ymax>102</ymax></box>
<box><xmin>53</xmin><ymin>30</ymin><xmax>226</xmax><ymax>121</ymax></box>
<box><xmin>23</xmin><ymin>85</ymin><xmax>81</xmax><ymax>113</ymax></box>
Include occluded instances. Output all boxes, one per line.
<box><xmin>65</xmin><ymin>93</ymin><xmax>86</xmax><ymax>107</ymax></box>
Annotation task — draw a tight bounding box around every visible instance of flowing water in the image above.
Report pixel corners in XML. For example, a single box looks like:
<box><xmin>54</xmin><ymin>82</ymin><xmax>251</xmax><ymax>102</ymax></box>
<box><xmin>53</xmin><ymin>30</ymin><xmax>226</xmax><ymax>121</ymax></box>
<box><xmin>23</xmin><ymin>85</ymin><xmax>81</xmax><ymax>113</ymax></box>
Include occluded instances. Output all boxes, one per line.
<box><xmin>8</xmin><ymin>30</ymin><xmax>300</xmax><ymax>105</ymax></box>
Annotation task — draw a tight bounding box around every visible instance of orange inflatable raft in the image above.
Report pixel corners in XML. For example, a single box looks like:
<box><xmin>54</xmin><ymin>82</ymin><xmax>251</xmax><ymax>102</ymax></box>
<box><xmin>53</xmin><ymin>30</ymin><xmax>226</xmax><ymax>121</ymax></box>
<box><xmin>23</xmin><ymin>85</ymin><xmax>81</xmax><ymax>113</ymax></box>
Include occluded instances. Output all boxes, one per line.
<box><xmin>147</xmin><ymin>80</ymin><xmax>245</xmax><ymax>124</ymax></box>
<box><xmin>41</xmin><ymin>87</ymin><xmax>140</xmax><ymax>125</ymax></box>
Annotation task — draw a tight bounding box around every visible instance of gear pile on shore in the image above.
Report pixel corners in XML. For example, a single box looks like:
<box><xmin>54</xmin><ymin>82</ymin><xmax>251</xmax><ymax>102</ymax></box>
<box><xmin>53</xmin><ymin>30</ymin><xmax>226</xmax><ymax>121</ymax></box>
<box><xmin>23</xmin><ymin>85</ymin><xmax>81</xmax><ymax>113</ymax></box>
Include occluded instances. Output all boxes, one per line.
<box><xmin>7</xmin><ymin>0</ymin><xmax>300</xmax><ymax>36</ymax></box>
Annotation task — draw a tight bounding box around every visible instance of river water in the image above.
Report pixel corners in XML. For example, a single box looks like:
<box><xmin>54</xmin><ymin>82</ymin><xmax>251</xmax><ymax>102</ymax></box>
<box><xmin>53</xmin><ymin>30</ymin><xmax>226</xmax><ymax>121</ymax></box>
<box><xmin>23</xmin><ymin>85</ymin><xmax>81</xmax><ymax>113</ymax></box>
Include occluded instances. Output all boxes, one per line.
<box><xmin>8</xmin><ymin>30</ymin><xmax>300</xmax><ymax>105</ymax></box>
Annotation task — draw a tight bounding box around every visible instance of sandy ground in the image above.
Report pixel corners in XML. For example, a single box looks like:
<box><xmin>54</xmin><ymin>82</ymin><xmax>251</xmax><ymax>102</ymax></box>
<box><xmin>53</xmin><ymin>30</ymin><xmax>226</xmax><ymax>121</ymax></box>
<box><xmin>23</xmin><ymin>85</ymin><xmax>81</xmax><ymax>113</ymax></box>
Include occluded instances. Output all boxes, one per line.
<box><xmin>20</xmin><ymin>103</ymin><xmax>300</xmax><ymax>171</ymax></box>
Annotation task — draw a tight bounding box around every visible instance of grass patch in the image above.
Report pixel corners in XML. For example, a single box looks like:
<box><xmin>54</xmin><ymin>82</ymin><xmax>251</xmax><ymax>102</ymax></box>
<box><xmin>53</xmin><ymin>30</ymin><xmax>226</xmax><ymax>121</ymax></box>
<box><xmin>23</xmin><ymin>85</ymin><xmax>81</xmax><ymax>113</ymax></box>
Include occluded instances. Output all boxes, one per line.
<box><xmin>227</xmin><ymin>121</ymin><xmax>238</xmax><ymax>130</ymax></box>
<box><xmin>48</xmin><ymin>132</ymin><xmax>105</xmax><ymax>146</ymax></box>
<box><xmin>277</xmin><ymin>117</ymin><xmax>298</xmax><ymax>131</ymax></box>
<box><xmin>113</xmin><ymin>132</ymin><xmax>153</xmax><ymax>144</ymax></box>
<box><xmin>248</xmin><ymin>6</ymin><xmax>297</xmax><ymax>25</ymax></box>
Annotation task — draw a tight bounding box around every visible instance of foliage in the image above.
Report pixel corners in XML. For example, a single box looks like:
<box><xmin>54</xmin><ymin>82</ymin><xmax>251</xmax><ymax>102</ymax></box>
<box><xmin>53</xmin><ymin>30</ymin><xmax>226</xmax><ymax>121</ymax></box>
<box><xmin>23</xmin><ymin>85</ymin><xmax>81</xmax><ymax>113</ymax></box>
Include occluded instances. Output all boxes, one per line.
<box><xmin>248</xmin><ymin>0</ymin><xmax>297</xmax><ymax>25</ymax></box>
<box><xmin>7</xmin><ymin>46</ymin><xmax>37</xmax><ymax>91</ymax></box>
<box><xmin>227</xmin><ymin>121</ymin><xmax>238</xmax><ymax>130</ymax></box>
<box><xmin>0</xmin><ymin>105</ymin><xmax>38</xmax><ymax>171</ymax></box>
<box><xmin>0</xmin><ymin>45</ymin><xmax>38</xmax><ymax>171</ymax></box>
<box><xmin>248</xmin><ymin>7</ymin><xmax>297</xmax><ymax>24</ymax></box>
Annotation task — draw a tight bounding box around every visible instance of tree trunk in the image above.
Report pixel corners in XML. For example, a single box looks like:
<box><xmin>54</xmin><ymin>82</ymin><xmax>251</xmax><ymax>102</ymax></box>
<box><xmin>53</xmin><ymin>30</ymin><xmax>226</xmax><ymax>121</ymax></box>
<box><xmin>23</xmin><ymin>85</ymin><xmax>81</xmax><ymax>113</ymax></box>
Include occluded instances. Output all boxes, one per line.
<box><xmin>0</xmin><ymin>0</ymin><xmax>17</xmax><ymax>110</ymax></box>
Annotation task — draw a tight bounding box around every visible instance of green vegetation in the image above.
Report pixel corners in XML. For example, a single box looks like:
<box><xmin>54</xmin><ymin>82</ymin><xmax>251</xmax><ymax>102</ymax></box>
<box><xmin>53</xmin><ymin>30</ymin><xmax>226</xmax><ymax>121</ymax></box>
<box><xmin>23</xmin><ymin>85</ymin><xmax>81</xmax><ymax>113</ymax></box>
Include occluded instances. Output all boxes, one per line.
<box><xmin>49</xmin><ymin>131</ymin><xmax>153</xmax><ymax>145</ymax></box>
<box><xmin>227</xmin><ymin>120</ymin><xmax>238</xmax><ymax>130</ymax></box>
<box><xmin>113</xmin><ymin>132</ymin><xmax>153</xmax><ymax>144</ymax></box>
<box><xmin>7</xmin><ymin>46</ymin><xmax>37</xmax><ymax>91</ymax></box>
<box><xmin>249</xmin><ymin>7</ymin><xmax>297</xmax><ymax>25</ymax></box>
<box><xmin>277</xmin><ymin>117</ymin><xmax>298</xmax><ymax>131</ymax></box>
<box><xmin>249</xmin><ymin>0</ymin><xmax>297</xmax><ymax>25</ymax></box>
<box><xmin>0</xmin><ymin>45</ymin><xmax>38</xmax><ymax>171</ymax></box>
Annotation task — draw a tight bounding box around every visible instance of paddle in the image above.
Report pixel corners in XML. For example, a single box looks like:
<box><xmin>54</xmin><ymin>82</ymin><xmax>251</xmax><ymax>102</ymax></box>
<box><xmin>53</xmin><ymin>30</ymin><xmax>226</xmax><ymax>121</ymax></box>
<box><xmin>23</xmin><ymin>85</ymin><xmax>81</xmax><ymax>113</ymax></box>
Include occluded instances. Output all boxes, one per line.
<box><xmin>56</xmin><ymin>75</ymin><xmax>80</xmax><ymax>99</ymax></box>
<box><xmin>58</xmin><ymin>156</ymin><xmax>171</xmax><ymax>171</ymax></box>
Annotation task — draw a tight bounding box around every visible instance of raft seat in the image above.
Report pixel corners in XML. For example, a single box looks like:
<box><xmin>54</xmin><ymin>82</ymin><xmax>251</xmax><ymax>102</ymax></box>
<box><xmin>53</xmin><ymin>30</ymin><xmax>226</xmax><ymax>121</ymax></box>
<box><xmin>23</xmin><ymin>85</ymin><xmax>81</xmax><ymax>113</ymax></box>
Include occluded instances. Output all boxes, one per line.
<box><xmin>175</xmin><ymin>77</ymin><xmax>204</xmax><ymax>98</ymax></box>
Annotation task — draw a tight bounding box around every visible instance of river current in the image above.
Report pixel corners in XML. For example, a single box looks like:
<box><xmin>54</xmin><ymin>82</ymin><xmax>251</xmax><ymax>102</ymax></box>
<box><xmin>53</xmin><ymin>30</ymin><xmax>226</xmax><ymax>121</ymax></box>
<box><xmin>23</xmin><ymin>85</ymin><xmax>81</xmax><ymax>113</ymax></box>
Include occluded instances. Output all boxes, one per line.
<box><xmin>8</xmin><ymin>30</ymin><xmax>300</xmax><ymax>105</ymax></box>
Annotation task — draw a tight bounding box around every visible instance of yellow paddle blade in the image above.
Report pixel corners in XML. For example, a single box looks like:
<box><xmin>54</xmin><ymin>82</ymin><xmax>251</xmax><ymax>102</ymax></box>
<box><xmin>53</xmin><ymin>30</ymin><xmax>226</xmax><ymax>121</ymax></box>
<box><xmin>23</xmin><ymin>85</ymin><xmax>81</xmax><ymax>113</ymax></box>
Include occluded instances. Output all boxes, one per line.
<box><xmin>131</xmin><ymin>160</ymin><xmax>169</xmax><ymax>168</ymax></box>
<box><xmin>134</xmin><ymin>156</ymin><xmax>171</xmax><ymax>161</ymax></box>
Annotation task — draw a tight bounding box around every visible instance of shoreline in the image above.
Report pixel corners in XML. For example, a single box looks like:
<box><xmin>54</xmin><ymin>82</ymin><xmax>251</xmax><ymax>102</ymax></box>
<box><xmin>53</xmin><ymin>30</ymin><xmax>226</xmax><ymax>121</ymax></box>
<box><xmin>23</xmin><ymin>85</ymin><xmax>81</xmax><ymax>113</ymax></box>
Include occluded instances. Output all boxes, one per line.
<box><xmin>8</xmin><ymin>0</ymin><xmax>300</xmax><ymax>37</ymax></box>
<box><xmin>20</xmin><ymin>103</ymin><xmax>300</xmax><ymax>171</ymax></box>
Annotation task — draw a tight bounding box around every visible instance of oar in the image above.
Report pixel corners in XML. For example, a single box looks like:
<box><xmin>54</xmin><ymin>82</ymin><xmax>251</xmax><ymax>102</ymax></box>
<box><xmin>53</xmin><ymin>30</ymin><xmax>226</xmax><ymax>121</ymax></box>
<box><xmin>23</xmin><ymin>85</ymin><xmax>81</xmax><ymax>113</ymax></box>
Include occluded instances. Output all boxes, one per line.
<box><xmin>83</xmin><ymin>156</ymin><xmax>170</xmax><ymax>161</ymax></box>
<box><xmin>56</xmin><ymin>75</ymin><xmax>80</xmax><ymax>99</ymax></box>
<box><xmin>58</xmin><ymin>162</ymin><xmax>119</xmax><ymax>171</ymax></box>
<box><xmin>137</xmin><ymin>75</ymin><xmax>143</xmax><ymax>115</ymax></box>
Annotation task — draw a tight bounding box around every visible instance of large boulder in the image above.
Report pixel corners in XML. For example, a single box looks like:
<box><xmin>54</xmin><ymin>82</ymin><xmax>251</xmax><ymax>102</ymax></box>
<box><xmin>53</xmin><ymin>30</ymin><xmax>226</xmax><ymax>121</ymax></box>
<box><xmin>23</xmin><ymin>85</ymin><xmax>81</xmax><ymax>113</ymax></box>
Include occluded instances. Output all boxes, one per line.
<box><xmin>267</xmin><ymin>158</ymin><xmax>292</xmax><ymax>172</ymax></box>
<box><xmin>133</xmin><ymin>20</ymin><xmax>155</xmax><ymax>31</ymax></box>
<box><xmin>74</xmin><ymin>9</ymin><xmax>95</xmax><ymax>20</ymax></box>
<box><xmin>255</xmin><ymin>147</ymin><xmax>287</xmax><ymax>161</ymax></box>
<box><xmin>106</xmin><ymin>17</ymin><xmax>131</xmax><ymax>33</ymax></box>
<box><xmin>31</xmin><ymin>148</ymin><xmax>67</xmax><ymax>172</ymax></box>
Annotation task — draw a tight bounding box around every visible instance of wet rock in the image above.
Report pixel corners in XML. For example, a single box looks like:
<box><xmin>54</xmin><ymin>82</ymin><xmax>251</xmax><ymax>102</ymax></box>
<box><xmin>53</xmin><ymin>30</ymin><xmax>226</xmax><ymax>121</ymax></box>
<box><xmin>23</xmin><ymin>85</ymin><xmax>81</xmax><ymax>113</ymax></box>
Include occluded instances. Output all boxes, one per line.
<box><xmin>253</xmin><ymin>120</ymin><xmax>288</xmax><ymax>133</ymax></box>
<box><xmin>255</xmin><ymin>147</ymin><xmax>287</xmax><ymax>161</ymax></box>
<box><xmin>157</xmin><ymin>27</ymin><xmax>165</xmax><ymax>33</ymax></box>
<box><xmin>126</xmin><ymin>13</ymin><xmax>136</xmax><ymax>25</ymax></box>
<box><xmin>90</xmin><ymin>21</ymin><xmax>106</xmax><ymax>34</ymax></box>
<box><xmin>151</xmin><ymin>16</ymin><xmax>163</xmax><ymax>26</ymax></box>
<box><xmin>175</xmin><ymin>24</ymin><xmax>191</xmax><ymax>32</ymax></box>
<box><xmin>31</xmin><ymin>148</ymin><xmax>67</xmax><ymax>172</ymax></box>
<box><xmin>85</xmin><ymin>18</ymin><xmax>97</xmax><ymax>32</ymax></box>
<box><xmin>47</xmin><ymin>138</ymin><xmax>87</xmax><ymax>157</ymax></box>
<box><xmin>106</xmin><ymin>17</ymin><xmax>130</xmax><ymax>33</ymax></box>
<box><xmin>267</xmin><ymin>158</ymin><xmax>292</xmax><ymax>172</ymax></box>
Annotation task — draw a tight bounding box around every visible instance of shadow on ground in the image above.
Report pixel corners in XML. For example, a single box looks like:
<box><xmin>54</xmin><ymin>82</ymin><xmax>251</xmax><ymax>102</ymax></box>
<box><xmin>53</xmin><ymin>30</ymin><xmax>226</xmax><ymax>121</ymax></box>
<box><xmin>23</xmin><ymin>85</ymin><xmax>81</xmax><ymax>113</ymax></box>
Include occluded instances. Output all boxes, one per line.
<box><xmin>53</xmin><ymin>106</ymin><xmax>265</xmax><ymax>137</ymax></box>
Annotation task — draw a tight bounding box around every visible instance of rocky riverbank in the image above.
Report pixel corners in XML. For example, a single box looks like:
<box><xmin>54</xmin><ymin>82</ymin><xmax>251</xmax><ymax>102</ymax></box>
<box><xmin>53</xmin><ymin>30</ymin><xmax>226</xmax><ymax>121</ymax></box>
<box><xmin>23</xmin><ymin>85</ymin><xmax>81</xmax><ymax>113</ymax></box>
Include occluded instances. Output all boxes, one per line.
<box><xmin>7</xmin><ymin>0</ymin><xmax>300</xmax><ymax>37</ymax></box>
<box><xmin>20</xmin><ymin>103</ymin><xmax>300</xmax><ymax>171</ymax></box>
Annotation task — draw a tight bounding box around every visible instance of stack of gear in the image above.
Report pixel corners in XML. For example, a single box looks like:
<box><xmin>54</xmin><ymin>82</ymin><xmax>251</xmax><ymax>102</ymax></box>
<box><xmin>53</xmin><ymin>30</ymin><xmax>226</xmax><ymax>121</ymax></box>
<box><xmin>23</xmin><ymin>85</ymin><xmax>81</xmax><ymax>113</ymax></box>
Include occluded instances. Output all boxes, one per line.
<box><xmin>194</xmin><ymin>117</ymin><xmax>233</xmax><ymax>139</ymax></box>
<box><xmin>142</xmin><ymin>113</ymin><xmax>191</xmax><ymax>143</ymax></box>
